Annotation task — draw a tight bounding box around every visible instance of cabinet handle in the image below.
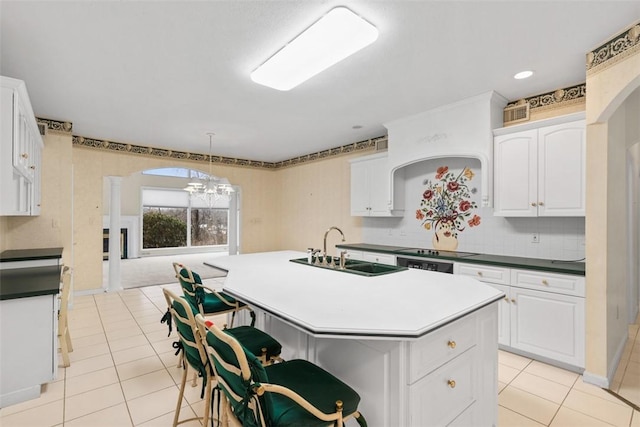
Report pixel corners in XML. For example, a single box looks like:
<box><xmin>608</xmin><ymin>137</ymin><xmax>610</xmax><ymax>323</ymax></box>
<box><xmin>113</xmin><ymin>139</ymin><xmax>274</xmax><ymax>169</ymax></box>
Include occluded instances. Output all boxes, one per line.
<box><xmin>21</xmin><ymin>153</ymin><xmax>29</xmax><ymax>159</ymax></box>
<box><xmin>531</xmin><ymin>202</ymin><xmax>537</xmax><ymax>207</ymax></box>
<box><xmin>542</xmin><ymin>280</ymin><xmax>549</xmax><ymax>285</ymax></box>
<box><xmin>538</xmin><ymin>202</ymin><xmax>544</xmax><ymax>206</ymax></box>
<box><xmin>447</xmin><ymin>340</ymin><xmax>456</xmax><ymax>349</ymax></box>
<box><xmin>447</xmin><ymin>379</ymin><xmax>456</xmax><ymax>388</ymax></box>
<box><xmin>511</xmin><ymin>298</ymin><xmax>516</xmax><ymax>304</ymax></box>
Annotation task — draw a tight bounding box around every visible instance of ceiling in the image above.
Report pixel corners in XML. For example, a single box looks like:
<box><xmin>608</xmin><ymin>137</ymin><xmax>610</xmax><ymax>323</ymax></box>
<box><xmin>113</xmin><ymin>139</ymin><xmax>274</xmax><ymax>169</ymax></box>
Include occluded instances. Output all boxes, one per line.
<box><xmin>1</xmin><ymin>1</ymin><xmax>639</xmax><ymax>163</ymax></box>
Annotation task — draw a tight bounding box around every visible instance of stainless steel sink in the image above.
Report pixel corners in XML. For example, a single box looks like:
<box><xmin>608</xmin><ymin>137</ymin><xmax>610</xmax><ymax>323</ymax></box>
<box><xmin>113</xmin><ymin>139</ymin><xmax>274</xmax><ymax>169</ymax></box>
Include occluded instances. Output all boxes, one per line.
<box><xmin>289</xmin><ymin>257</ymin><xmax>407</xmax><ymax>277</ymax></box>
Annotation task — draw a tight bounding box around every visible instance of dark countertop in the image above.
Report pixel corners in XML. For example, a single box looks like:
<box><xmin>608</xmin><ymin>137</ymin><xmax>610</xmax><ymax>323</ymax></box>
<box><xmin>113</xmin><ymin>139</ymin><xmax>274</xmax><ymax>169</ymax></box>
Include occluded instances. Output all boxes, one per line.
<box><xmin>0</xmin><ymin>265</ymin><xmax>61</xmax><ymax>300</ymax></box>
<box><xmin>336</xmin><ymin>243</ymin><xmax>585</xmax><ymax>276</ymax></box>
<box><xmin>0</xmin><ymin>247</ymin><xmax>63</xmax><ymax>262</ymax></box>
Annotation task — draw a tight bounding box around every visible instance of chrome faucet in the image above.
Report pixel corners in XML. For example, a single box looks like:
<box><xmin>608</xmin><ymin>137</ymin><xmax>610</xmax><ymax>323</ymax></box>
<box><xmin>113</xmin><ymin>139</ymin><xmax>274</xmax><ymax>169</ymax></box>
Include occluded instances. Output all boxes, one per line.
<box><xmin>323</xmin><ymin>226</ymin><xmax>346</xmax><ymax>258</ymax></box>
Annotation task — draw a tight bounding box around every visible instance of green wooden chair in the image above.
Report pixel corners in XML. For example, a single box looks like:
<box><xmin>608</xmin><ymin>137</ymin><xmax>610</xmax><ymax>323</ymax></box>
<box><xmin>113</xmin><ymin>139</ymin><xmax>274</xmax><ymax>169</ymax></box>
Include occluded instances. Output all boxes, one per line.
<box><xmin>195</xmin><ymin>314</ymin><xmax>368</xmax><ymax>427</ymax></box>
<box><xmin>162</xmin><ymin>289</ymin><xmax>283</xmax><ymax>427</ymax></box>
<box><xmin>173</xmin><ymin>262</ymin><xmax>255</xmax><ymax>328</ymax></box>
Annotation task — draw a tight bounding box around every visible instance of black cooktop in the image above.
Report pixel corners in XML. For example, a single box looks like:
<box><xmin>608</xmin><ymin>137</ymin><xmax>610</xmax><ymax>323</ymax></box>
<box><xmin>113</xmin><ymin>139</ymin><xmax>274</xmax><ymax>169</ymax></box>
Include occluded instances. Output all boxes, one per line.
<box><xmin>394</xmin><ymin>248</ymin><xmax>479</xmax><ymax>258</ymax></box>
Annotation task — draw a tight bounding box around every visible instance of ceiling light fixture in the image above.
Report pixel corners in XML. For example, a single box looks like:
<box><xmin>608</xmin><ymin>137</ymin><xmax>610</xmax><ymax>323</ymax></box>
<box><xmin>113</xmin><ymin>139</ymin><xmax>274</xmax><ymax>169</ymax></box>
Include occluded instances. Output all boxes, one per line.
<box><xmin>250</xmin><ymin>7</ymin><xmax>379</xmax><ymax>91</ymax></box>
<box><xmin>183</xmin><ymin>133</ymin><xmax>234</xmax><ymax>206</ymax></box>
<box><xmin>514</xmin><ymin>70</ymin><xmax>534</xmax><ymax>80</ymax></box>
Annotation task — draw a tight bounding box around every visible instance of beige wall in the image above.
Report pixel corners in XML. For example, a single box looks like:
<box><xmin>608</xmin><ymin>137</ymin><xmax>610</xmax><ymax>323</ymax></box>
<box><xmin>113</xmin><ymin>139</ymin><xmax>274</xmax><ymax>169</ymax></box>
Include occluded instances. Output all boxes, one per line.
<box><xmin>72</xmin><ymin>146</ymin><xmax>283</xmax><ymax>291</ymax></box>
<box><xmin>585</xmin><ymin>47</ymin><xmax>640</xmax><ymax>382</ymax></box>
<box><xmin>1</xmin><ymin>132</ymin><xmax>73</xmax><ymax>266</ymax></box>
<box><xmin>277</xmin><ymin>153</ymin><xmax>363</xmax><ymax>254</ymax></box>
<box><xmin>1</xmin><ymin>131</ymin><xmax>367</xmax><ymax>293</ymax></box>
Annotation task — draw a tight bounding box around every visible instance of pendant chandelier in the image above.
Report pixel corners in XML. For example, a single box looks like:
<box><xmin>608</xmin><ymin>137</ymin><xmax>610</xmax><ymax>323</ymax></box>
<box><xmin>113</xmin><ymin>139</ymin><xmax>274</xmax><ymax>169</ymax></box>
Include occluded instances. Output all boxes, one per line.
<box><xmin>183</xmin><ymin>133</ymin><xmax>234</xmax><ymax>205</ymax></box>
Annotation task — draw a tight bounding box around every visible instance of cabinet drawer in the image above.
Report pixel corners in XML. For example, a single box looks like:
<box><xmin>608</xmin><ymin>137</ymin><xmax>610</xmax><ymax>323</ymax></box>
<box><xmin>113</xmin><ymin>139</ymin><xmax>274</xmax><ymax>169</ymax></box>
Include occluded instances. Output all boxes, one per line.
<box><xmin>342</xmin><ymin>250</ymin><xmax>364</xmax><ymax>261</ymax></box>
<box><xmin>455</xmin><ymin>263</ymin><xmax>510</xmax><ymax>285</ymax></box>
<box><xmin>512</xmin><ymin>269</ymin><xmax>585</xmax><ymax>297</ymax></box>
<box><xmin>409</xmin><ymin>314</ymin><xmax>476</xmax><ymax>383</ymax></box>
<box><xmin>362</xmin><ymin>252</ymin><xmax>396</xmax><ymax>266</ymax></box>
<box><xmin>410</xmin><ymin>348</ymin><xmax>476</xmax><ymax>427</ymax></box>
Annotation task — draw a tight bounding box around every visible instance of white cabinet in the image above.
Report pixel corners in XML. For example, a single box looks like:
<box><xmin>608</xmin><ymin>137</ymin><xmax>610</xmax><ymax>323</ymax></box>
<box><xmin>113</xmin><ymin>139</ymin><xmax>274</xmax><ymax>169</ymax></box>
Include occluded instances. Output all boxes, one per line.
<box><xmin>494</xmin><ymin>114</ymin><xmax>586</xmax><ymax>217</ymax></box>
<box><xmin>350</xmin><ymin>153</ymin><xmax>404</xmax><ymax>217</ymax></box>
<box><xmin>455</xmin><ymin>262</ymin><xmax>585</xmax><ymax>369</ymax></box>
<box><xmin>1</xmin><ymin>76</ymin><xmax>44</xmax><ymax>216</ymax></box>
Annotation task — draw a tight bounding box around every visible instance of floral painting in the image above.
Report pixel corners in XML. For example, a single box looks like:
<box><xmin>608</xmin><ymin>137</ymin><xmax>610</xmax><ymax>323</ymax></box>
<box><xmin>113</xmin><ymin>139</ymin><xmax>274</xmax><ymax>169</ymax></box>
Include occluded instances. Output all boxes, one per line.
<box><xmin>415</xmin><ymin>166</ymin><xmax>481</xmax><ymax>250</ymax></box>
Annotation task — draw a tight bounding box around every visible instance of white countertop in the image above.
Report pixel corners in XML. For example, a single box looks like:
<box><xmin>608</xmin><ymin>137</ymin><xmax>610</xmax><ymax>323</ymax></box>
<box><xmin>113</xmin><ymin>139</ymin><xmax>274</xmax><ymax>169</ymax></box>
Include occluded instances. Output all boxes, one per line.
<box><xmin>207</xmin><ymin>250</ymin><xmax>504</xmax><ymax>339</ymax></box>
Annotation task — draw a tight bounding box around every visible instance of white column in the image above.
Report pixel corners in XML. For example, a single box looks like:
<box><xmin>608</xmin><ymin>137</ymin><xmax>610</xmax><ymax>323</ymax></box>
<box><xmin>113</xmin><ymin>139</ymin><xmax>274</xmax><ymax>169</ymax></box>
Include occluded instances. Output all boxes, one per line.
<box><xmin>108</xmin><ymin>176</ymin><xmax>123</xmax><ymax>292</ymax></box>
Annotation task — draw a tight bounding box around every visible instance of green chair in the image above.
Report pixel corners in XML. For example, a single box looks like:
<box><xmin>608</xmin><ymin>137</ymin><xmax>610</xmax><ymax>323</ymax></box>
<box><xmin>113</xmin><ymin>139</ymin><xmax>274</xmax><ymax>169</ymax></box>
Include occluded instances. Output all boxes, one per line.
<box><xmin>173</xmin><ymin>262</ymin><xmax>255</xmax><ymax>328</ymax></box>
<box><xmin>195</xmin><ymin>314</ymin><xmax>368</xmax><ymax>427</ymax></box>
<box><xmin>162</xmin><ymin>289</ymin><xmax>283</xmax><ymax>427</ymax></box>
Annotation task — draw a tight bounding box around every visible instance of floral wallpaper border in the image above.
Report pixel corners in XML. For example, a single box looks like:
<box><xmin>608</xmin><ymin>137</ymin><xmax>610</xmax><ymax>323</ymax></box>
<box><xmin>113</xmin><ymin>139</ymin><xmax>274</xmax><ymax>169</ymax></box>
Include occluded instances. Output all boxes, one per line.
<box><xmin>586</xmin><ymin>22</ymin><xmax>640</xmax><ymax>75</ymax></box>
<box><xmin>37</xmin><ymin>117</ymin><xmax>381</xmax><ymax>170</ymax></box>
<box><xmin>504</xmin><ymin>83</ymin><xmax>586</xmax><ymax>112</ymax></box>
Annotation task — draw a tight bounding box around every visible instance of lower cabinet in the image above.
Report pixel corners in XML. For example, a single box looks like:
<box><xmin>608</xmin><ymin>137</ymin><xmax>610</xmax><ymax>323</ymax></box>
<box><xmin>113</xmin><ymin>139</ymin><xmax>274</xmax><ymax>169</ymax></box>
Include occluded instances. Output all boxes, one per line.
<box><xmin>509</xmin><ymin>286</ymin><xmax>584</xmax><ymax>367</ymax></box>
<box><xmin>455</xmin><ymin>263</ymin><xmax>585</xmax><ymax>369</ymax></box>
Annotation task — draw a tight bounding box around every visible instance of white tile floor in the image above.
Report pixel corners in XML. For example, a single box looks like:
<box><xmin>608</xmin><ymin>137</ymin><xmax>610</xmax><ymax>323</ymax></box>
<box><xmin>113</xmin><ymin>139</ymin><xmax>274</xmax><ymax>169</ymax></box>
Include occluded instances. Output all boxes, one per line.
<box><xmin>1</xmin><ymin>279</ymin><xmax>639</xmax><ymax>426</ymax></box>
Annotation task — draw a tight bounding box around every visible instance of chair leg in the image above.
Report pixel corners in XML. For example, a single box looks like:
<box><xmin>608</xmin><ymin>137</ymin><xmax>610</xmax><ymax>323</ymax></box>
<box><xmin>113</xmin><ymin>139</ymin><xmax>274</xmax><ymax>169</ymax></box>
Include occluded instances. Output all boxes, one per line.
<box><xmin>191</xmin><ymin>370</ymin><xmax>197</xmax><ymax>387</ymax></box>
<box><xmin>59</xmin><ymin>333</ymin><xmax>70</xmax><ymax>367</ymax></box>
<box><xmin>65</xmin><ymin>329</ymin><xmax>73</xmax><ymax>353</ymax></box>
<box><xmin>202</xmin><ymin>377</ymin><xmax>212</xmax><ymax>427</ymax></box>
<box><xmin>173</xmin><ymin>362</ymin><xmax>188</xmax><ymax>427</ymax></box>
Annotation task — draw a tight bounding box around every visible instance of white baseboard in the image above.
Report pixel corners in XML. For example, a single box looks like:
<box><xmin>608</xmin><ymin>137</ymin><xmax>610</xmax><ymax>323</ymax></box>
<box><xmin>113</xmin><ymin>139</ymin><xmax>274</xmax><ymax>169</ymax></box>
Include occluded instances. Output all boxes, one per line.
<box><xmin>582</xmin><ymin>371</ymin><xmax>610</xmax><ymax>388</ymax></box>
<box><xmin>583</xmin><ymin>332</ymin><xmax>629</xmax><ymax>389</ymax></box>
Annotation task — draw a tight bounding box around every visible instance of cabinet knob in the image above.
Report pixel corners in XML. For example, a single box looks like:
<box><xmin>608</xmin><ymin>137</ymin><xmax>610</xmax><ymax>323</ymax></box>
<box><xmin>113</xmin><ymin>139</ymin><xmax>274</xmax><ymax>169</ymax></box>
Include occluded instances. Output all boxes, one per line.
<box><xmin>538</xmin><ymin>202</ymin><xmax>544</xmax><ymax>206</ymax></box>
<box><xmin>30</xmin><ymin>165</ymin><xmax>36</xmax><ymax>170</ymax></box>
<box><xmin>447</xmin><ymin>379</ymin><xmax>456</xmax><ymax>388</ymax></box>
<box><xmin>542</xmin><ymin>280</ymin><xmax>549</xmax><ymax>285</ymax></box>
<box><xmin>531</xmin><ymin>202</ymin><xmax>537</xmax><ymax>207</ymax></box>
<box><xmin>21</xmin><ymin>153</ymin><xmax>29</xmax><ymax>159</ymax></box>
<box><xmin>476</xmin><ymin>271</ymin><xmax>483</xmax><ymax>277</ymax></box>
<box><xmin>447</xmin><ymin>340</ymin><xmax>456</xmax><ymax>349</ymax></box>
<box><xmin>504</xmin><ymin>296</ymin><xmax>509</xmax><ymax>302</ymax></box>
<box><xmin>511</xmin><ymin>298</ymin><xmax>516</xmax><ymax>304</ymax></box>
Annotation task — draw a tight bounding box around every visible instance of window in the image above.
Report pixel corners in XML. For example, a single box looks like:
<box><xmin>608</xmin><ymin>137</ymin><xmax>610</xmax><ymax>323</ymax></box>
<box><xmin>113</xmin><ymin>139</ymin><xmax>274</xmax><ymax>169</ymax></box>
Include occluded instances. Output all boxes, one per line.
<box><xmin>141</xmin><ymin>188</ymin><xmax>229</xmax><ymax>249</ymax></box>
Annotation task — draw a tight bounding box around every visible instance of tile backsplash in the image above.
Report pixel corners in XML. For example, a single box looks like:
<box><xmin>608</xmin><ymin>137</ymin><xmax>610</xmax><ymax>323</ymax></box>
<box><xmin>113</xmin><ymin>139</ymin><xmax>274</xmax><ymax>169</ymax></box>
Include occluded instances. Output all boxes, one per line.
<box><xmin>361</xmin><ymin>158</ymin><xmax>585</xmax><ymax>261</ymax></box>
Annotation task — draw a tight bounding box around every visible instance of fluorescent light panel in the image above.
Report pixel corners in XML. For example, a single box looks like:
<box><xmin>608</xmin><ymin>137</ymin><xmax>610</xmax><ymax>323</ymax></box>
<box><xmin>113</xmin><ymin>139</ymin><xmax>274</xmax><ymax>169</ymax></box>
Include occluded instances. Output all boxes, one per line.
<box><xmin>251</xmin><ymin>7</ymin><xmax>378</xmax><ymax>91</ymax></box>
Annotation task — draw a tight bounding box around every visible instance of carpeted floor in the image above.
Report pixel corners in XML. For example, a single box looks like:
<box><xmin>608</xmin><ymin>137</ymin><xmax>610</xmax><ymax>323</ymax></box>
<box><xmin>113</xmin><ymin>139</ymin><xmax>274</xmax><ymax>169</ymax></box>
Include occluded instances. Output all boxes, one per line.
<box><xmin>103</xmin><ymin>252</ymin><xmax>228</xmax><ymax>289</ymax></box>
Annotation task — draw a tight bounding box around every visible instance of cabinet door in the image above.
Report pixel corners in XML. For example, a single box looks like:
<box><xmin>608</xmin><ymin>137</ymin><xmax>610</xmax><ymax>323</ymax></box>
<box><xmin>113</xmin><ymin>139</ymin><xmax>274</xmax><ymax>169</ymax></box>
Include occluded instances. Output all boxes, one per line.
<box><xmin>350</xmin><ymin>160</ymin><xmax>371</xmax><ymax>216</ymax></box>
<box><xmin>510</xmin><ymin>287</ymin><xmax>584</xmax><ymax>367</ymax></box>
<box><xmin>367</xmin><ymin>156</ymin><xmax>391</xmax><ymax>216</ymax></box>
<box><xmin>537</xmin><ymin>121</ymin><xmax>586</xmax><ymax>216</ymax></box>
<box><xmin>494</xmin><ymin>129</ymin><xmax>538</xmax><ymax>216</ymax></box>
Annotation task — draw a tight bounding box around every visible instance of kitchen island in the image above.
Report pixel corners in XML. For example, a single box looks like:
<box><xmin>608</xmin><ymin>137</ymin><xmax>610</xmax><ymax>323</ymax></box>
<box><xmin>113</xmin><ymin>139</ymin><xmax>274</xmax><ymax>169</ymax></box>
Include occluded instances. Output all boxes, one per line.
<box><xmin>206</xmin><ymin>251</ymin><xmax>504</xmax><ymax>426</ymax></box>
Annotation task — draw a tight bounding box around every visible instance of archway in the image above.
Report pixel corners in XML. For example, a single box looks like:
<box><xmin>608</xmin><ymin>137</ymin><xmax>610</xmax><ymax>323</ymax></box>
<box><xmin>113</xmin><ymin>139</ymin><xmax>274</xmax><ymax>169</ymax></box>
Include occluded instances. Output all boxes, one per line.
<box><xmin>584</xmin><ymin>38</ymin><xmax>640</xmax><ymax>390</ymax></box>
<box><xmin>102</xmin><ymin>167</ymin><xmax>239</xmax><ymax>290</ymax></box>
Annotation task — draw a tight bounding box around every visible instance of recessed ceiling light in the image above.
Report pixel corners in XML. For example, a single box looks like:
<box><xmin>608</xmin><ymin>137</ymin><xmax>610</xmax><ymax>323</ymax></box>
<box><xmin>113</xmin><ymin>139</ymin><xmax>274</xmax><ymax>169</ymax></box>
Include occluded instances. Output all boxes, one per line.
<box><xmin>514</xmin><ymin>70</ymin><xmax>534</xmax><ymax>80</ymax></box>
<box><xmin>250</xmin><ymin>7</ymin><xmax>379</xmax><ymax>91</ymax></box>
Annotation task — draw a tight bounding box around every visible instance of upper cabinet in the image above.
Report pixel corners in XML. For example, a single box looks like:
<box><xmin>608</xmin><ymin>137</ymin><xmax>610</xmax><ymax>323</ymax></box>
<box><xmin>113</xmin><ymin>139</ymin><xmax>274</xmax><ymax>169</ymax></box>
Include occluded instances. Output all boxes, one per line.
<box><xmin>493</xmin><ymin>114</ymin><xmax>586</xmax><ymax>217</ymax></box>
<box><xmin>350</xmin><ymin>152</ymin><xmax>404</xmax><ymax>217</ymax></box>
<box><xmin>1</xmin><ymin>76</ymin><xmax>44</xmax><ymax>216</ymax></box>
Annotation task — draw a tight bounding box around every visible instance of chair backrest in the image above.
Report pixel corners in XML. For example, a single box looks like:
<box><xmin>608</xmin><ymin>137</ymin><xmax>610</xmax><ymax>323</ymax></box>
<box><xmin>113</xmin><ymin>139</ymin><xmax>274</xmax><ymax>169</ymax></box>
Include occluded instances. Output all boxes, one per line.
<box><xmin>195</xmin><ymin>315</ymin><xmax>272</xmax><ymax>427</ymax></box>
<box><xmin>162</xmin><ymin>288</ymin><xmax>209</xmax><ymax>379</ymax></box>
<box><xmin>172</xmin><ymin>262</ymin><xmax>204</xmax><ymax>308</ymax></box>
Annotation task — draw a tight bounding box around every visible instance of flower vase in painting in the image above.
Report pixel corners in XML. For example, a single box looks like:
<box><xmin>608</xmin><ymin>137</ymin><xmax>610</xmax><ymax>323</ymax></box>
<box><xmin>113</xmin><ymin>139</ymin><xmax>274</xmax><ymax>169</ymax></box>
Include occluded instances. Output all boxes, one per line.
<box><xmin>416</xmin><ymin>166</ymin><xmax>481</xmax><ymax>250</ymax></box>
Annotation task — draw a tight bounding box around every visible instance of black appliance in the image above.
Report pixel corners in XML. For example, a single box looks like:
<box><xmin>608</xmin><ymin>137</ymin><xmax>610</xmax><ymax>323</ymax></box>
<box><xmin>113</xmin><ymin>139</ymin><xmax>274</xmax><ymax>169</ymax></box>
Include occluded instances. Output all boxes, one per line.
<box><xmin>396</xmin><ymin>257</ymin><xmax>454</xmax><ymax>273</ymax></box>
